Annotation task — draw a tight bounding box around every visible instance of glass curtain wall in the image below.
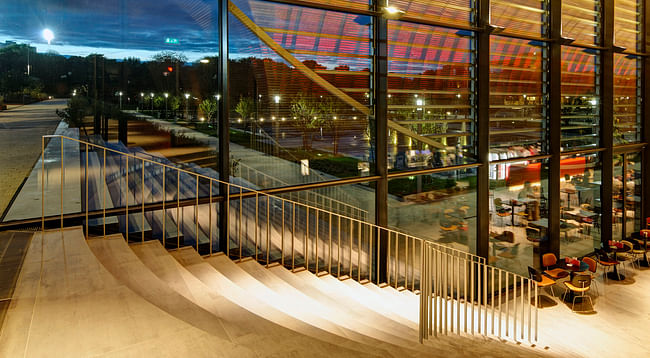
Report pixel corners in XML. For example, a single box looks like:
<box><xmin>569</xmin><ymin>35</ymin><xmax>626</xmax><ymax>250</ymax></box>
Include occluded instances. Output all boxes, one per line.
<box><xmin>613</xmin><ymin>152</ymin><xmax>642</xmax><ymax>240</ymax></box>
<box><xmin>489</xmin><ymin>37</ymin><xmax>547</xmax><ymax>159</ymax></box>
<box><xmin>561</xmin><ymin>47</ymin><xmax>600</xmax><ymax>151</ymax></box>
<box><xmin>489</xmin><ymin>158</ymin><xmax>549</xmax><ymax>275</ymax></box>
<box><xmin>613</xmin><ymin>54</ymin><xmax>642</xmax><ymax>144</ymax></box>
<box><xmin>560</xmin><ymin>153</ymin><xmax>602</xmax><ymax>258</ymax></box>
<box><xmin>387</xmin><ymin>21</ymin><xmax>475</xmax><ymax>171</ymax></box>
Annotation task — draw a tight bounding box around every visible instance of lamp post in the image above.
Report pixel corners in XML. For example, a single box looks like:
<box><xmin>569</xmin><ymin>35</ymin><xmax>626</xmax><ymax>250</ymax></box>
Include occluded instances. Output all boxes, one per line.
<box><xmin>273</xmin><ymin>95</ymin><xmax>280</xmax><ymax>154</ymax></box>
<box><xmin>164</xmin><ymin>92</ymin><xmax>169</xmax><ymax>119</ymax></box>
<box><xmin>118</xmin><ymin>91</ymin><xmax>123</xmax><ymax>109</ymax></box>
<box><xmin>184</xmin><ymin>93</ymin><xmax>190</xmax><ymax>120</ymax></box>
<box><xmin>140</xmin><ymin>92</ymin><xmax>144</xmax><ymax>111</ymax></box>
<box><xmin>150</xmin><ymin>92</ymin><xmax>154</xmax><ymax>113</ymax></box>
<box><xmin>214</xmin><ymin>94</ymin><xmax>220</xmax><ymax>127</ymax></box>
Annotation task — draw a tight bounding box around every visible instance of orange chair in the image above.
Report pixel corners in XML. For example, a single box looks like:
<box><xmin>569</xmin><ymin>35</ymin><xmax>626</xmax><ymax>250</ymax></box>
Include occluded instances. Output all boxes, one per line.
<box><xmin>542</xmin><ymin>253</ymin><xmax>569</xmax><ymax>280</ymax></box>
<box><xmin>528</xmin><ymin>266</ymin><xmax>557</xmax><ymax>298</ymax></box>
<box><xmin>563</xmin><ymin>273</ymin><xmax>594</xmax><ymax>312</ymax></box>
<box><xmin>581</xmin><ymin>257</ymin><xmax>600</xmax><ymax>296</ymax></box>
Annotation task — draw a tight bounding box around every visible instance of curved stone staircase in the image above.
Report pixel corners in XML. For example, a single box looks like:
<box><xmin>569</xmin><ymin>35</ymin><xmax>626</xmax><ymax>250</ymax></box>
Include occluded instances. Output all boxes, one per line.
<box><xmin>0</xmin><ymin>227</ymin><xmax>553</xmax><ymax>357</ymax></box>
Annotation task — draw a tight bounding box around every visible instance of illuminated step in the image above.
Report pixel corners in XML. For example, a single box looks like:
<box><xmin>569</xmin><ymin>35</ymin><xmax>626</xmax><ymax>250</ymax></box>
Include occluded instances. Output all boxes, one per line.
<box><xmin>131</xmin><ymin>240</ymin><xmax>368</xmax><ymax>357</ymax></box>
<box><xmin>170</xmin><ymin>248</ymin><xmax>382</xmax><ymax>356</ymax></box>
<box><xmin>0</xmin><ymin>228</ymin><xmax>253</xmax><ymax>357</ymax></box>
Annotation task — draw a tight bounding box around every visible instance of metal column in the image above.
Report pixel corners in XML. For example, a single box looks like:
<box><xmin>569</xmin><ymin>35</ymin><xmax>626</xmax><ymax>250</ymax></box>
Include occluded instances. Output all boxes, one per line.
<box><xmin>218</xmin><ymin>0</ymin><xmax>231</xmax><ymax>254</ymax></box>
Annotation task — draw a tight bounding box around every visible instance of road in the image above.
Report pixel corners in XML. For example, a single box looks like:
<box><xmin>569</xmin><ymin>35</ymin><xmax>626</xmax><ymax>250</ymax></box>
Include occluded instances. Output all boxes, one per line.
<box><xmin>0</xmin><ymin>100</ymin><xmax>66</xmax><ymax>217</ymax></box>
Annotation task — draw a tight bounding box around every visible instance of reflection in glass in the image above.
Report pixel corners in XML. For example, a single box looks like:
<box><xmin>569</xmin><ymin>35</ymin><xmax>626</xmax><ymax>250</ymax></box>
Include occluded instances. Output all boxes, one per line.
<box><xmin>490</xmin><ymin>37</ymin><xmax>546</xmax><ymax>159</ymax></box>
<box><xmin>489</xmin><ymin>159</ymin><xmax>549</xmax><ymax>276</ymax></box>
<box><xmin>562</xmin><ymin>0</ymin><xmax>600</xmax><ymax>45</ymax></box>
<box><xmin>228</xmin><ymin>0</ymin><xmax>373</xmax><ymax>186</ymax></box>
<box><xmin>613</xmin><ymin>152</ymin><xmax>642</xmax><ymax>240</ymax></box>
<box><xmin>614</xmin><ymin>0</ymin><xmax>642</xmax><ymax>52</ymax></box>
<box><xmin>491</xmin><ymin>0</ymin><xmax>548</xmax><ymax>37</ymax></box>
<box><xmin>391</xmin><ymin>0</ymin><xmax>473</xmax><ymax>25</ymax></box>
<box><xmin>561</xmin><ymin>47</ymin><xmax>600</xmax><ymax>151</ymax></box>
<box><xmin>613</xmin><ymin>54</ymin><xmax>641</xmax><ymax>145</ymax></box>
<box><xmin>387</xmin><ymin>168</ymin><xmax>477</xmax><ymax>254</ymax></box>
<box><xmin>387</xmin><ymin>22</ymin><xmax>475</xmax><ymax>171</ymax></box>
<box><xmin>559</xmin><ymin>153</ymin><xmax>602</xmax><ymax>258</ymax></box>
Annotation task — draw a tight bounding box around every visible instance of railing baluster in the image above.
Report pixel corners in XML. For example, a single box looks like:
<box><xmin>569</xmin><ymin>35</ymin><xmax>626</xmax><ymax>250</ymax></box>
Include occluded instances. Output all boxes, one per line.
<box><xmin>357</xmin><ymin>220</ymin><xmax>361</xmax><ymax>281</ymax></box>
<box><xmin>237</xmin><ymin>186</ymin><xmax>239</xmax><ymax>261</ymax></box>
<box><xmin>85</xmin><ymin>143</ymin><xmax>89</xmax><ymax>238</ymax></box>
<box><xmin>102</xmin><ymin>148</ymin><xmax>106</xmax><ymax>237</ymax></box>
<box><xmin>60</xmin><ymin>139</ymin><xmax>64</xmax><ymax>232</ymax></box>
<box><xmin>125</xmin><ymin>155</ymin><xmax>129</xmax><ymax>242</ymax></box>
<box><xmin>522</xmin><ymin>278</ymin><xmax>532</xmax><ymax>343</ymax></box>
<box><xmin>394</xmin><ymin>233</ymin><xmax>399</xmax><ymax>288</ymax></box>
<box><xmin>209</xmin><ymin>179</ymin><xmax>212</xmax><ymax>255</ymax></box>
<box><xmin>282</xmin><ymin>201</ymin><xmax>285</xmax><ymax>266</ymax></box>
<box><xmin>41</xmin><ymin>137</ymin><xmax>45</xmax><ymax>237</ymax></box>
<box><xmin>506</xmin><ymin>272</ymin><xmax>509</xmax><ymax>338</ymax></box>
<box><xmin>348</xmin><ymin>218</ymin><xmax>352</xmax><ymax>278</ymax></box>
<box><xmin>142</xmin><ymin>159</ymin><xmax>145</xmax><ymax>244</ymax></box>
<box><xmin>535</xmin><ymin>282</ymin><xmax>538</xmax><ymax>342</ymax></box>
<box><xmin>225</xmin><ymin>182</ymin><xmax>229</xmax><ymax>256</ymax></box>
<box><xmin>162</xmin><ymin>168</ymin><xmax>165</xmax><ymax>248</ymax></box>
<box><xmin>337</xmin><ymin>215</ymin><xmax>341</xmax><ymax>278</ymax></box>
<box><xmin>470</xmin><ymin>256</ymin><xmax>474</xmax><ymax>335</ymax></box>
<box><xmin>328</xmin><ymin>212</ymin><xmax>332</xmax><ymax>274</ymax></box>
<box><xmin>498</xmin><ymin>269</ymin><xmax>502</xmax><ymax>338</ymax></box>
<box><xmin>176</xmin><ymin>171</ymin><xmax>180</xmax><ymax>249</ymax></box>
<box><xmin>255</xmin><ymin>193</ymin><xmax>259</xmax><ymax>260</ymax></box>
<box><xmin>456</xmin><ymin>255</ymin><xmax>460</xmax><ymax>335</ymax></box>
<box><xmin>305</xmin><ymin>206</ymin><xmax>309</xmax><ymax>271</ymax></box>
<box><xmin>491</xmin><ymin>266</ymin><xmax>495</xmax><ymax>335</ymax></box>
<box><xmin>520</xmin><ymin>276</ymin><xmax>525</xmax><ymax>341</ymax></box>
<box><xmin>405</xmin><ymin>236</ymin><xmax>409</xmax><ymax>292</ymax></box>
<box><xmin>316</xmin><ymin>210</ymin><xmax>319</xmax><ymax>274</ymax></box>
<box><xmin>266</xmin><ymin>196</ymin><xmax>270</xmax><ymax>266</ymax></box>
<box><xmin>291</xmin><ymin>202</ymin><xmax>295</xmax><ymax>270</ymax></box>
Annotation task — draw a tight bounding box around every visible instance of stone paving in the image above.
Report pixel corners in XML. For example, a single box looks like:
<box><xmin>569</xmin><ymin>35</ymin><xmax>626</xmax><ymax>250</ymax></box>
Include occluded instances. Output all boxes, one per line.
<box><xmin>0</xmin><ymin>100</ymin><xmax>66</xmax><ymax>218</ymax></box>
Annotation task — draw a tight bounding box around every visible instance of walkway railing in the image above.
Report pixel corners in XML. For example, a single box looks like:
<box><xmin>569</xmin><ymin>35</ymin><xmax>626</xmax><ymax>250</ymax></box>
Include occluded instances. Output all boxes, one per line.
<box><xmin>40</xmin><ymin>134</ymin><xmax>539</xmax><ymax>345</ymax></box>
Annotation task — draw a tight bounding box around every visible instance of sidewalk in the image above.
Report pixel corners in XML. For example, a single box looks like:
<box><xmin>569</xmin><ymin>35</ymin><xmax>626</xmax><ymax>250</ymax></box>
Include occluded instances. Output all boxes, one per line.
<box><xmin>0</xmin><ymin>99</ymin><xmax>67</xmax><ymax>218</ymax></box>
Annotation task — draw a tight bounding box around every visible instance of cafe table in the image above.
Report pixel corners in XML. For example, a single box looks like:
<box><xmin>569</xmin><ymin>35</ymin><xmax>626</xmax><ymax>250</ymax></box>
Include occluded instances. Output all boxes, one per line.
<box><xmin>605</xmin><ymin>244</ymin><xmax>631</xmax><ymax>281</ymax></box>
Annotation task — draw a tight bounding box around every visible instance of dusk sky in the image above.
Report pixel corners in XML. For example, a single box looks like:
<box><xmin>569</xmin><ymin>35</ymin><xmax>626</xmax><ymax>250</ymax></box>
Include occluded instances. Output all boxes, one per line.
<box><xmin>0</xmin><ymin>0</ymin><xmax>233</xmax><ymax>61</ymax></box>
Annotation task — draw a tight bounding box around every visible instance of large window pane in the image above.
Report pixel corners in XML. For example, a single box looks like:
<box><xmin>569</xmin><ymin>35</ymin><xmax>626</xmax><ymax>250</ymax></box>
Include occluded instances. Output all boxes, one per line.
<box><xmin>561</xmin><ymin>47</ymin><xmax>600</xmax><ymax>151</ymax></box>
<box><xmin>391</xmin><ymin>1</ymin><xmax>474</xmax><ymax>26</ymax></box>
<box><xmin>388</xmin><ymin>168</ymin><xmax>477</xmax><ymax>254</ymax></box>
<box><xmin>613</xmin><ymin>152</ymin><xmax>642</xmax><ymax>241</ymax></box>
<box><xmin>387</xmin><ymin>22</ymin><xmax>475</xmax><ymax>171</ymax></box>
<box><xmin>560</xmin><ymin>153</ymin><xmax>602</xmax><ymax>258</ymax></box>
<box><xmin>0</xmin><ymin>0</ymin><xmax>220</xmax><ymax>221</ymax></box>
<box><xmin>490</xmin><ymin>37</ymin><xmax>546</xmax><ymax>158</ymax></box>
<box><xmin>228</xmin><ymin>0</ymin><xmax>373</xmax><ymax>187</ymax></box>
<box><xmin>491</xmin><ymin>0</ymin><xmax>549</xmax><ymax>37</ymax></box>
<box><xmin>489</xmin><ymin>158</ymin><xmax>549</xmax><ymax>276</ymax></box>
<box><xmin>613</xmin><ymin>54</ymin><xmax>641</xmax><ymax>145</ymax></box>
<box><xmin>562</xmin><ymin>0</ymin><xmax>600</xmax><ymax>45</ymax></box>
<box><xmin>614</xmin><ymin>0</ymin><xmax>642</xmax><ymax>52</ymax></box>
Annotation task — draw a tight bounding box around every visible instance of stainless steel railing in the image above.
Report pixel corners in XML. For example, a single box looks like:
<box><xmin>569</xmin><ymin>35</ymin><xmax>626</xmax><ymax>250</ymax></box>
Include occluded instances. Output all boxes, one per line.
<box><xmin>40</xmin><ymin>134</ymin><xmax>538</xmax><ymax>345</ymax></box>
<box><xmin>237</xmin><ymin>161</ymin><xmax>368</xmax><ymax>221</ymax></box>
<box><xmin>419</xmin><ymin>242</ymin><xmax>538</xmax><ymax>343</ymax></box>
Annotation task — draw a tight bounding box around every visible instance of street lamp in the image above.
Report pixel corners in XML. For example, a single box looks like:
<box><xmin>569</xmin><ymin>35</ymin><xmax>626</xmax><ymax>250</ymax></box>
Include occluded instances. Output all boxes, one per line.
<box><xmin>184</xmin><ymin>93</ymin><xmax>190</xmax><ymax>120</ymax></box>
<box><xmin>42</xmin><ymin>28</ymin><xmax>54</xmax><ymax>45</ymax></box>
<box><xmin>164</xmin><ymin>93</ymin><xmax>169</xmax><ymax>119</ymax></box>
<box><xmin>150</xmin><ymin>92</ymin><xmax>154</xmax><ymax>113</ymax></box>
<box><xmin>140</xmin><ymin>92</ymin><xmax>144</xmax><ymax>111</ymax></box>
<box><xmin>118</xmin><ymin>91</ymin><xmax>123</xmax><ymax>109</ymax></box>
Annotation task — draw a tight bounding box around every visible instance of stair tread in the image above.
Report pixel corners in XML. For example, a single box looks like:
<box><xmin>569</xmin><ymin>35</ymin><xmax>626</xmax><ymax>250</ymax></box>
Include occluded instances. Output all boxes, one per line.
<box><xmin>209</xmin><ymin>255</ymin><xmax>425</xmax><ymax>357</ymax></box>
<box><xmin>171</xmin><ymin>251</ymin><xmax>380</xmax><ymax>357</ymax></box>
<box><xmin>132</xmin><ymin>241</ymin><xmax>367</xmax><ymax>357</ymax></box>
<box><xmin>271</xmin><ymin>265</ymin><xmax>419</xmax><ymax>338</ymax></box>
<box><xmin>0</xmin><ymin>228</ymin><xmax>255</xmax><ymax>357</ymax></box>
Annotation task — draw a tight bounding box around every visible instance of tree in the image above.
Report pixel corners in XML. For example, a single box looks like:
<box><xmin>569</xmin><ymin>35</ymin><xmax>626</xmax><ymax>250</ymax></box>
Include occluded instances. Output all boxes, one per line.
<box><xmin>234</xmin><ymin>96</ymin><xmax>255</xmax><ymax>123</ymax></box>
<box><xmin>56</xmin><ymin>96</ymin><xmax>90</xmax><ymax>136</ymax></box>
<box><xmin>319</xmin><ymin>97</ymin><xmax>344</xmax><ymax>155</ymax></box>
<box><xmin>199</xmin><ymin>98</ymin><xmax>218</xmax><ymax>126</ymax></box>
<box><xmin>290</xmin><ymin>94</ymin><xmax>322</xmax><ymax>150</ymax></box>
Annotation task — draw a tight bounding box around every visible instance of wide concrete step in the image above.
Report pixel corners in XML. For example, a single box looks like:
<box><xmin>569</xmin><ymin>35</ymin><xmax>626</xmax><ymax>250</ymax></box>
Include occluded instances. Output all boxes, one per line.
<box><xmin>170</xmin><ymin>248</ymin><xmax>381</xmax><ymax>357</ymax></box>
<box><xmin>0</xmin><ymin>227</ymin><xmax>255</xmax><ymax>357</ymax></box>
<box><xmin>207</xmin><ymin>255</ymin><xmax>426</xmax><ymax>357</ymax></box>
<box><xmin>131</xmin><ymin>240</ymin><xmax>367</xmax><ymax>357</ymax></box>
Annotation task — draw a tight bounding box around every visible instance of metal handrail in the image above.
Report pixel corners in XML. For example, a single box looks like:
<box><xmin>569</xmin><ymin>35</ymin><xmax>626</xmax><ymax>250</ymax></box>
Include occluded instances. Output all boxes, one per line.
<box><xmin>40</xmin><ymin>134</ymin><xmax>538</xmax><ymax>344</ymax></box>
